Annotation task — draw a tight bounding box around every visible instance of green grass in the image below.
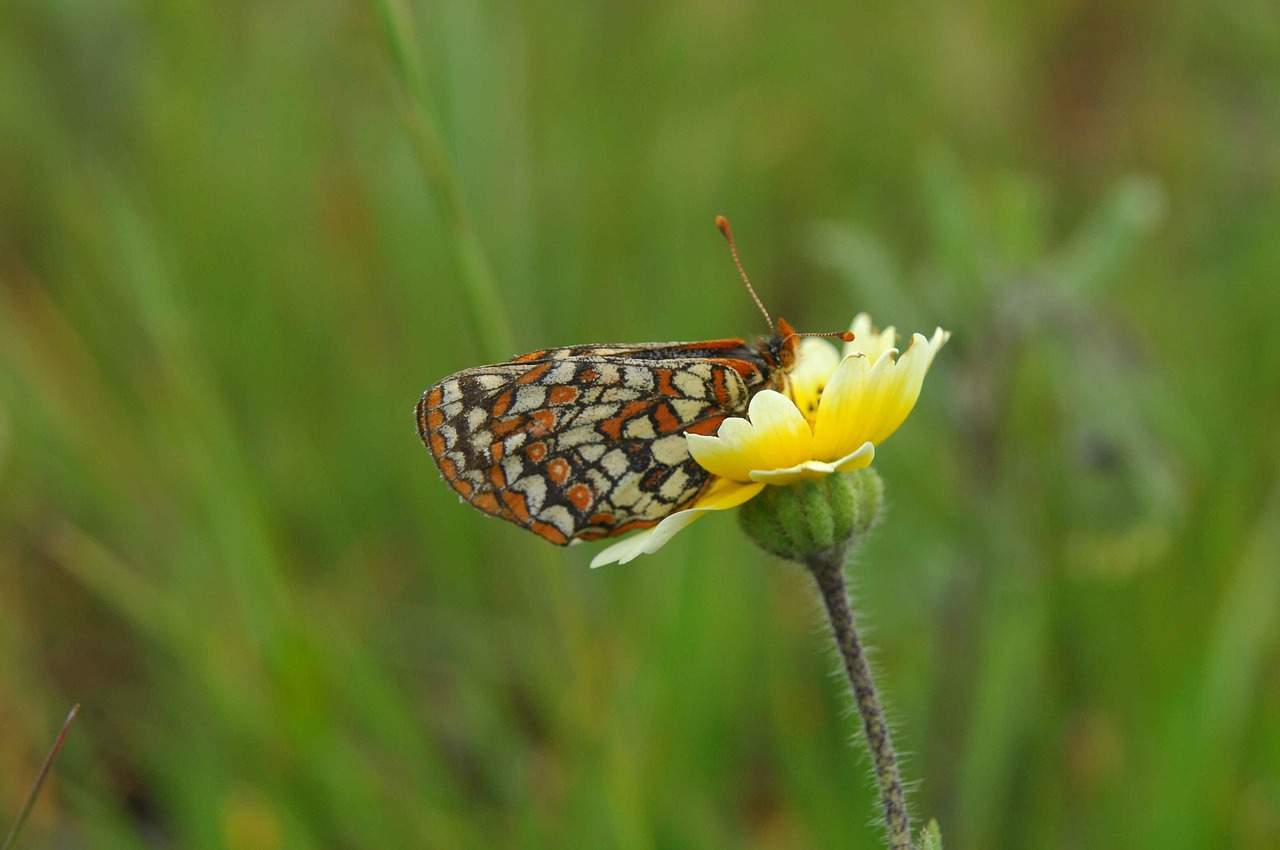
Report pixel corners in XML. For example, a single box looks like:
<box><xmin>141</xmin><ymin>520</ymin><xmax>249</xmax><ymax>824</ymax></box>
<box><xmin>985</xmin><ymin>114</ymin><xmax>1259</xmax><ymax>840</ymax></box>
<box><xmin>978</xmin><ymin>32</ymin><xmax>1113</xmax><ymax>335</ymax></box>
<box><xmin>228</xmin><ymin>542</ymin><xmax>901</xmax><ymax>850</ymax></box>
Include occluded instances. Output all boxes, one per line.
<box><xmin>2</xmin><ymin>1</ymin><xmax>1279</xmax><ymax>848</ymax></box>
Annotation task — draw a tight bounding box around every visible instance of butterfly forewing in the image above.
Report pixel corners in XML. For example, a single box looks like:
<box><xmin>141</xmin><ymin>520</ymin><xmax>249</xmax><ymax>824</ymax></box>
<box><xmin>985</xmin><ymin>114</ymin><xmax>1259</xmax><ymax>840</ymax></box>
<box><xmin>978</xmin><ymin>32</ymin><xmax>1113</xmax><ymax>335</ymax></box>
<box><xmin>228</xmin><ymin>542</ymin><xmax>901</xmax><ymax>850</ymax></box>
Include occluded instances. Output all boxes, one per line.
<box><xmin>417</xmin><ymin>339</ymin><xmax>783</xmax><ymax>544</ymax></box>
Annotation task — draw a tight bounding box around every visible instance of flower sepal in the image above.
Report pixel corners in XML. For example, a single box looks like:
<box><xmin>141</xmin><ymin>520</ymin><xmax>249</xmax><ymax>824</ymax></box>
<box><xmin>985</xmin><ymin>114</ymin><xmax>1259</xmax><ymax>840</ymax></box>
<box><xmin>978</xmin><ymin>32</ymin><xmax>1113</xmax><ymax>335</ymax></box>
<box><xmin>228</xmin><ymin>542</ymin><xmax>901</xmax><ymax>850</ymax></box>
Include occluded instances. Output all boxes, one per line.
<box><xmin>737</xmin><ymin>467</ymin><xmax>885</xmax><ymax>563</ymax></box>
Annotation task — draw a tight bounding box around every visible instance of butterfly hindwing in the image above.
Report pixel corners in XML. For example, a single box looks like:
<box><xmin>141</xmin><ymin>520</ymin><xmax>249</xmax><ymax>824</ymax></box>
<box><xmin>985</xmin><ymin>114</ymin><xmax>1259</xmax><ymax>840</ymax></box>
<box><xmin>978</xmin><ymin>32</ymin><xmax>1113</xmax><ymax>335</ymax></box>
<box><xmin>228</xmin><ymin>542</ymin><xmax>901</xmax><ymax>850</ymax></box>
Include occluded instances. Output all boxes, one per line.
<box><xmin>417</xmin><ymin>343</ymin><xmax>775</xmax><ymax>544</ymax></box>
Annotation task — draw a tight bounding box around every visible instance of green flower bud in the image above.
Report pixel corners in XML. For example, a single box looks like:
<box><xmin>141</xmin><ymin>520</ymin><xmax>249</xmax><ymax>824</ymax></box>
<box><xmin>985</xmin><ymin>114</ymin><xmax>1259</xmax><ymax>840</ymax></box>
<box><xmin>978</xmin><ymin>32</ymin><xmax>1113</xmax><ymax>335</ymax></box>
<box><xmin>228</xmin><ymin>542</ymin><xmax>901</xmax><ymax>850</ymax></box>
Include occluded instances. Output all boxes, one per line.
<box><xmin>737</xmin><ymin>467</ymin><xmax>885</xmax><ymax>563</ymax></box>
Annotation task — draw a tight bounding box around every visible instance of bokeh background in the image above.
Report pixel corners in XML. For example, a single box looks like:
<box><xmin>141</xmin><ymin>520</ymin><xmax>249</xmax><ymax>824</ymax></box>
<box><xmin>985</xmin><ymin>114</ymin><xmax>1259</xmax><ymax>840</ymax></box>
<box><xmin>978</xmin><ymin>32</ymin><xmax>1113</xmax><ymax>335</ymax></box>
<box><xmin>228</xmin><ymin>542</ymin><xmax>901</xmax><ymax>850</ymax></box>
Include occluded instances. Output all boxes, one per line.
<box><xmin>2</xmin><ymin>1</ymin><xmax>1278</xmax><ymax>848</ymax></box>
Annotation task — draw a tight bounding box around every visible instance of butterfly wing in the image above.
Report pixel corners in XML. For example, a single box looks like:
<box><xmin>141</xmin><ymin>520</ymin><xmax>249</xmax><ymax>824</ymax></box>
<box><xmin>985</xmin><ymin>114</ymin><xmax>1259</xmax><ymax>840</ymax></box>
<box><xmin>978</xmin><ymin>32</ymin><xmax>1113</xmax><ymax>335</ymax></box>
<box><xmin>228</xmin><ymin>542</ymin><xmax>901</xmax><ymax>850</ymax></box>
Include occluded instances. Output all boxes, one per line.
<box><xmin>417</xmin><ymin>343</ymin><xmax>774</xmax><ymax>544</ymax></box>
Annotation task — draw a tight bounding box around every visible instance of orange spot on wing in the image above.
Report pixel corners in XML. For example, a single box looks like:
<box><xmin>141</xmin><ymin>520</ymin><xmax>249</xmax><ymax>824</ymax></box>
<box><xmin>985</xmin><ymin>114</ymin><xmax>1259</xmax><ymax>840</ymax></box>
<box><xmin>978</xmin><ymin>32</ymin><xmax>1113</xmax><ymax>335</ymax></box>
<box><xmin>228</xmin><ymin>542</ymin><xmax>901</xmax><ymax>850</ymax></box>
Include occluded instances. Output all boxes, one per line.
<box><xmin>579</xmin><ymin>368</ymin><xmax>599</xmax><ymax>382</ymax></box>
<box><xmin>491</xmin><ymin>417</ymin><xmax>523</xmax><ymax>438</ymax></box>
<box><xmin>471</xmin><ymin>492</ymin><xmax>501</xmax><ymax>514</ymax></box>
<box><xmin>618</xmin><ymin>400</ymin><xmax>649</xmax><ymax>419</ymax></box>
<box><xmin>530</xmin><ymin>520</ymin><xmax>569</xmax><ymax>545</ymax></box>
<box><xmin>549</xmin><ymin>385</ymin><xmax>578</xmax><ymax>404</ymax></box>
<box><xmin>711</xmin><ymin>368</ymin><xmax>729</xmax><ymax>405</ymax></box>
<box><xmin>567</xmin><ymin>484</ymin><xmax>593</xmax><ymax>511</ymax></box>
<box><xmin>598</xmin><ymin>399</ymin><xmax>651</xmax><ymax>441</ymax></box>
<box><xmin>517</xmin><ymin>363</ymin><xmax>552</xmax><ymax>384</ymax></box>
<box><xmin>547</xmin><ymin>458</ymin><xmax>570</xmax><ymax>484</ymax></box>
<box><xmin>653</xmin><ymin>402</ymin><xmax>681</xmax><ymax>433</ymax></box>
<box><xmin>429</xmin><ymin>432</ymin><xmax>446</xmax><ymax>456</ymax></box>
<box><xmin>491</xmin><ymin>389</ymin><xmax>514</xmax><ymax>417</ymax></box>
<box><xmin>489</xmin><ymin>465</ymin><xmax>506</xmax><ymax>489</ymax></box>
<box><xmin>491</xmin><ymin>442</ymin><xmax>504</xmax><ymax>461</ymax></box>
<box><xmin>587</xmin><ymin>512</ymin><xmax>614</xmax><ymax>526</ymax></box>
<box><xmin>684</xmin><ymin>415</ymin><xmax>726</xmax><ymax>436</ymax></box>
<box><xmin>427</xmin><ymin>386</ymin><xmax>444</xmax><ymax>407</ymax></box>
<box><xmin>526</xmin><ymin>442</ymin><xmax>548</xmax><ymax>462</ymax></box>
<box><xmin>530</xmin><ymin>409</ymin><xmax>556</xmax><ymax>432</ymax></box>
<box><xmin>656</xmin><ymin>369</ymin><xmax>676</xmax><ymax>397</ymax></box>
<box><xmin>501</xmin><ymin>490</ymin><xmax>531</xmax><ymax>522</ymax></box>
<box><xmin>438</xmin><ymin>457</ymin><xmax>458</xmax><ymax>479</ymax></box>
<box><xmin>703</xmin><ymin>357</ymin><xmax>762</xmax><ymax>384</ymax></box>
<box><xmin>454</xmin><ymin>479</ymin><xmax>474</xmax><ymax>499</ymax></box>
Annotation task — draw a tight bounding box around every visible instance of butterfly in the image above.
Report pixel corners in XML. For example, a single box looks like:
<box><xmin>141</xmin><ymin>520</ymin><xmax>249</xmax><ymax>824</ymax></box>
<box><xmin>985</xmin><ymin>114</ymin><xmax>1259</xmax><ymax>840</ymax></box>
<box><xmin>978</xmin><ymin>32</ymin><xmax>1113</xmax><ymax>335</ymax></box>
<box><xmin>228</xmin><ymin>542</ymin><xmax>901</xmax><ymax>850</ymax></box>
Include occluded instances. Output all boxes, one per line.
<box><xmin>415</xmin><ymin>217</ymin><xmax>848</xmax><ymax>545</ymax></box>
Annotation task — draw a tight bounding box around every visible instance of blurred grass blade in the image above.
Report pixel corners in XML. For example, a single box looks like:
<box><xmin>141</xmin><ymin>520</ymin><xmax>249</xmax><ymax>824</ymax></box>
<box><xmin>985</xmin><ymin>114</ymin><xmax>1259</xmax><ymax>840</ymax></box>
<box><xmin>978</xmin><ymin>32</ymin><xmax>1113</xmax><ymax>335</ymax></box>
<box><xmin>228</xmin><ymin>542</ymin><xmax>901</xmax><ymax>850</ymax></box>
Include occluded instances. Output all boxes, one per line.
<box><xmin>920</xmin><ymin>145</ymin><xmax>985</xmax><ymax>294</ymax></box>
<box><xmin>374</xmin><ymin>0</ymin><xmax>515</xmax><ymax>361</ymax></box>
<box><xmin>806</xmin><ymin>221</ymin><xmax>917</xmax><ymax>324</ymax></box>
<box><xmin>1200</xmin><ymin>476</ymin><xmax>1280</xmax><ymax>761</ymax></box>
<box><xmin>1048</xmin><ymin>176</ymin><xmax>1165</xmax><ymax>296</ymax></box>
<box><xmin>1</xmin><ymin>704</ymin><xmax>80</xmax><ymax>850</ymax></box>
<box><xmin>45</xmin><ymin>522</ymin><xmax>181</xmax><ymax>644</ymax></box>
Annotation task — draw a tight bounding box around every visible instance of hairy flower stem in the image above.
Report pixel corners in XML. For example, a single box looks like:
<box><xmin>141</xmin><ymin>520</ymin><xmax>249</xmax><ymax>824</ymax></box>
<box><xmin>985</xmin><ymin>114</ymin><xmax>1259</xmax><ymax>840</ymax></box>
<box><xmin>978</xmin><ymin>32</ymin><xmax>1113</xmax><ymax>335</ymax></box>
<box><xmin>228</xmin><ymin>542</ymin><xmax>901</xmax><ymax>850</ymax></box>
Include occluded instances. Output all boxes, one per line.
<box><xmin>808</xmin><ymin>548</ymin><xmax>911</xmax><ymax>850</ymax></box>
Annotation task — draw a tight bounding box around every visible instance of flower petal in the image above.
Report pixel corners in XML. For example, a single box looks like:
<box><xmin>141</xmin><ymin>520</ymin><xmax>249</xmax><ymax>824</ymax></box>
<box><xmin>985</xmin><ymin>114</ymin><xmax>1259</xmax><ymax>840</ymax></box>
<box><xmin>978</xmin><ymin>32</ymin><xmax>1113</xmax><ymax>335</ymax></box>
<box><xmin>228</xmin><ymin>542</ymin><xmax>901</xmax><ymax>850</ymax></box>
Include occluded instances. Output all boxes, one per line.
<box><xmin>833</xmin><ymin>440</ymin><xmax>877</xmax><ymax>471</ymax></box>
<box><xmin>589</xmin><ymin>478</ymin><xmax>766</xmax><ymax>567</ymax></box>
<box><xmin>744</xmin><ymin>390</ymin><xmax>815</xmax><ymax>466</ymax></box>
<box><xmin>687</xmin><ymin>390</ymin><xmax>813</xmax><ymax>482</ymax></box>
<box><xmin>749</xmin><ymin>441</ymin><xmax>874</xmax><ymax>485</ymax></box>
<box><xmin>809</xmin><ymin>352</ymin><xmax>871</xmax><ymax>460</ymax></box>
<box><xmin>846</xmin><ymin>313</ymin><xmax>898</xmax><ymax>364</ymax></box>
<box><xmin>813</xmin><ymin>327</ymin><xmax>949</xmax><ymax>459</ymax></box>
<box><xmin>788</xmin><ymin>338</ymin><xmax>841</xmax><ymax>421</ymax></box>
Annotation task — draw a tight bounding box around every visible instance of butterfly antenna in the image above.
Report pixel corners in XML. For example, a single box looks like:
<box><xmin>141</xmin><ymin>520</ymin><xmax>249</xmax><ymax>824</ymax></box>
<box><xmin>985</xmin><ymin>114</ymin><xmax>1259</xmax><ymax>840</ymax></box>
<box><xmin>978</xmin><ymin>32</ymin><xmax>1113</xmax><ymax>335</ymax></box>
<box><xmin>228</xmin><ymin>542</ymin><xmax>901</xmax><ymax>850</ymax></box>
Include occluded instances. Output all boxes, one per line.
<box><xmin>715</xmin><ymin>215</ymin><xmax>774</xmax><ymax>332</ymax></box>
<box><xmin>787</xmin><ymin>330</ymin><xmax>856</xmax><ymax>343</ymax></box>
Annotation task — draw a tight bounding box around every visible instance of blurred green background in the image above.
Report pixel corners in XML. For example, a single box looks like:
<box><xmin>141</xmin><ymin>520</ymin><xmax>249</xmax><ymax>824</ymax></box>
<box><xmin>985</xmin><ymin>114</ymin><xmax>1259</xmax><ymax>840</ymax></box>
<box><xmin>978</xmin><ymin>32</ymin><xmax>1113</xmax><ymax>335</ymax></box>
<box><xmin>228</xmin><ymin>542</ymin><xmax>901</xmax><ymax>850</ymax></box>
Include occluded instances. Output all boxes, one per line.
<box><xmin>2</xmin><ymin>0</ymin><xmax>1278</xmax><ymax>848</ymax></box>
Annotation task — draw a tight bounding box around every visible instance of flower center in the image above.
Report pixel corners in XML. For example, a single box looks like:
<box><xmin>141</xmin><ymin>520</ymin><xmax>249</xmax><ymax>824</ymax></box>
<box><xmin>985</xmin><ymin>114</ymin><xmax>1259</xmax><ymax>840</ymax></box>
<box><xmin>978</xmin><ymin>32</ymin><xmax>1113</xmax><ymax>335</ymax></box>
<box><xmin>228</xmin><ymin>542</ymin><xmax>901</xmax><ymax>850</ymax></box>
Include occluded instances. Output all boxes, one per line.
<box><xmin>803</xmin><ymin>384</ymin><xmax>824</xmax><ymax>422</ymax></box>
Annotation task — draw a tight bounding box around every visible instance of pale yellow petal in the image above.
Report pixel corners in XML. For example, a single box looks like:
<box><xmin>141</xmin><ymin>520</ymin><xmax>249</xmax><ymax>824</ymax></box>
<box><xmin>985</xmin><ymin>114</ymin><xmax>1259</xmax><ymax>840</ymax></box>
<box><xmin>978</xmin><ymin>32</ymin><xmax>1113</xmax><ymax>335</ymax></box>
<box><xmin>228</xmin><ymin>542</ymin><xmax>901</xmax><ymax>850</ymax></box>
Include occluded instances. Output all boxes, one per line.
<box><xmin>793</xmin><ymin>338</ymin><xmax>841</xmax><ymax>383</ymax></box>
<box><xmin>686</xmin><ymin>475</ymin><xmax>768</xmax><ymax>511</ymax></box>
<box><xmin>833</xmin><ymin>440</ymin><xmax>877</xmax><ymax>471</ymax></box>
<box><xmin>927</xmin><ymin>326</ymin><xmax>950</xmax><ymax>355</ymax></box>
<box><xmin>814</xmin><ymin>327</ymin><xmax>949</xmax><ymax>458</ymax></box>
<box><xmin>788</xmin><ymin>338</ymin><xmax>840</xmax><ymax>420</ymax></box>
<box><xmin>587</xmin><ymin>512</ymin><xmax>705</xmax><ymax>567</ymax></box>
<box><xmin>810</xmin><ymin>352</ymin><xmax>873</xmax><ymax>460</ymax></box>
<box><xmin>743</xmin><ymin>390</ymin><xmax>814</xmax><ymax>468</ymax></box>
<box><xmin>845</xmin><ymin>313</ymin><xmax>898</xmax><ymax>364</ymax></box>
<box><xmin>846</xmin><ymin>313</ymin><xmax>874</xmax><ymax>353</ymax></box>
<box><xmin>686</xmin><ymin>422</ymin><xmax>754</xmax><ymax>481</ymax></box>
<box><xmin>859</xmin><ymin>328</ymin><xmax>949</xmax><ymax>446</ymax></box>
<box><xmin>687</xmin><ymin>391</ymin><xmax>813</xmax><ymax>482</ymax></box>
<box><xmin>749</xmin><ymin>441</ymin><xmax>875</xmax><ymax>485</ymax></box>
<box><xmin>589</xmin><ymin>479</ymin><xmax>766</xmax><ymax>567</ymax></box>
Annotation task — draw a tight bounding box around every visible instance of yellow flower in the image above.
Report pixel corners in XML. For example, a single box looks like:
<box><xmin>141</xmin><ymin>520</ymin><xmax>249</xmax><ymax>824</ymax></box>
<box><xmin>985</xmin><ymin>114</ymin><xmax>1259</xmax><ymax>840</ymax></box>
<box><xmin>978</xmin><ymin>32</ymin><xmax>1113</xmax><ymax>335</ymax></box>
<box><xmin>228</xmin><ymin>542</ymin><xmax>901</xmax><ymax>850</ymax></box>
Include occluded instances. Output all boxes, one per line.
<box><xmin>590</xmin><ymin>314</ymin><xmax>950</xmax><ymax>567</ymax></box>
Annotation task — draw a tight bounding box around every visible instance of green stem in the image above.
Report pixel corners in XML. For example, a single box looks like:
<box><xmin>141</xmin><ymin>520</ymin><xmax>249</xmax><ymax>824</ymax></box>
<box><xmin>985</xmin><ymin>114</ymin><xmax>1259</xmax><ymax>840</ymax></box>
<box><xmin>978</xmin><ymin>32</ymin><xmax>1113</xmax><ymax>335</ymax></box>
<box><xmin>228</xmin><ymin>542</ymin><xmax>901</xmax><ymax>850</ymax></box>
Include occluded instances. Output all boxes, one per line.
<box><xmin>374</xmin><ymin>0</ymin><xmax>516</xmax><ymax>362</ymax></box>
<box><xmin>808</xmin><ymin>550</ymin><xmax>911</xmax><ymax>850</ymax></box>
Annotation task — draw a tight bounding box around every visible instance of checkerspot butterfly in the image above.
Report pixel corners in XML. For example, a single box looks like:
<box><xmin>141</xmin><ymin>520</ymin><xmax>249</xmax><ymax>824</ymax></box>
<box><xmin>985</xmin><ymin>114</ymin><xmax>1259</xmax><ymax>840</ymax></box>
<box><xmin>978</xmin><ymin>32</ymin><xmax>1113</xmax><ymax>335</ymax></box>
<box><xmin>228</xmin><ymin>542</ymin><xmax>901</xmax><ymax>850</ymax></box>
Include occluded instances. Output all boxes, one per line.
<box><xmin>416</xmin><ymin>217</ymin><xmax>851</xmax><ymax>545</ymax></box>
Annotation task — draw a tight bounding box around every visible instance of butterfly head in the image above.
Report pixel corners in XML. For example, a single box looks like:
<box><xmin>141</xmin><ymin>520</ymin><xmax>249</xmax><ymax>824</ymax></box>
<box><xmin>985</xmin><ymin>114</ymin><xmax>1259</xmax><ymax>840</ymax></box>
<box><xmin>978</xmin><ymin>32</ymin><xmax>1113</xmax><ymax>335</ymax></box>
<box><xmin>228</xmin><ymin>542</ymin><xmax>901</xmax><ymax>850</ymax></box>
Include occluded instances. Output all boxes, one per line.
<box><xmin>760</xmin><ymin>317</ymin><xmax>855</xmax><ymax>372</ymax></box>
<box><xmin>758</xmin><ymin>317</ymin><xmax>800</xmax><ymax>370</ymax></box>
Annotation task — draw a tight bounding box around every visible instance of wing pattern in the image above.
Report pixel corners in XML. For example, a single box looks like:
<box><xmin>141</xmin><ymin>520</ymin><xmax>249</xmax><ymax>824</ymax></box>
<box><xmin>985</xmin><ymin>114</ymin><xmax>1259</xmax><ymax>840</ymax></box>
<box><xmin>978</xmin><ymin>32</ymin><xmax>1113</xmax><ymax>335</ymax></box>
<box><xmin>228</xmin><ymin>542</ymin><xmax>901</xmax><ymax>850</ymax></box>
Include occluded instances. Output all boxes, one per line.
<box><xmin>417</xmin><ymin>340</ymin><xmax>780</xmax><ymax>544</ymax></box>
